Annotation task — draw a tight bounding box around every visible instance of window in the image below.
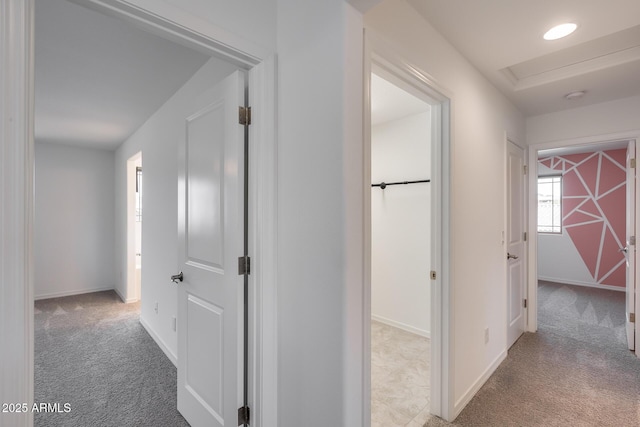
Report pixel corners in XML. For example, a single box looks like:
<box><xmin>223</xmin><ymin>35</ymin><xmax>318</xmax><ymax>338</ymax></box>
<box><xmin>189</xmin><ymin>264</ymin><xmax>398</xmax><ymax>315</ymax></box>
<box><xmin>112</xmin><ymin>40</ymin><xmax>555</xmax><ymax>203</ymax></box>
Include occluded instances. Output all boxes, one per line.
<box><xmin>538</xmin><ymin>176</ymin><xmax>562</xmax><ymax>233</ymax></box>
<box><xmin>136</xmin><ymin>166</ymin><xmax>142</xmax><ymax>222</ymax></box>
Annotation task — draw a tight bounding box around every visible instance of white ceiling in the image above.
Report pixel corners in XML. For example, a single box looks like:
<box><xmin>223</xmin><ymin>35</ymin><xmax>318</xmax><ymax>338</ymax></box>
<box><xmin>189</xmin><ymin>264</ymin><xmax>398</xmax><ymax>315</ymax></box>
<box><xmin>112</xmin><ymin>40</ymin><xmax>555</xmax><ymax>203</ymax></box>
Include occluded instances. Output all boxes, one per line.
<box><xmin>406</xmin><ymin>0</ymin><xmax>640</xmax><ymax>117</ymax></box>
<box><xmin>36</xmin><ymin>0</ymin><xmax>640</xmax><ymax>147</ymax></box>
<box><xmin>35</xmin><ymin>0</ymin><xmax>210</xmax><ymax>150</ymax></box>
<box><xmin>371</xmin><ymin>73</ymin><xmax>430</xmax><ymax>125</ymax></box>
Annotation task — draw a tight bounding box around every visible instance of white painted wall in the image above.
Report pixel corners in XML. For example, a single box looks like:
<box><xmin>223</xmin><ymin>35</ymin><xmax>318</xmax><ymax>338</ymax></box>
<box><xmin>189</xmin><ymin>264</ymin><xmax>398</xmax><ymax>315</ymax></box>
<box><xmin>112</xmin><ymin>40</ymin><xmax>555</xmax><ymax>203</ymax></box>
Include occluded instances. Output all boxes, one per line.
<box><xmin>114</xmin><ymin>57</ymin><xmax>237</xmax><ymax>361</ymax></box>
<box><xmin>538</xmin><ymin>233</ymin><xmax>596</xmax><ymax>284</ymax></box>
<box><xmin>276</xmin><ymin>2</ymin><xmax>364</xmax><ymax>425</ymax></box>
<box><xmin>527</xmin><ymin>95</ymin><xmax>640</xmax><ymax>145</ymax></box>
<box><xmin>106</xmin><ymin>0</ymin><xmax>276</xmax><ymax>61</ymax></box>
<box><xmin>162</xmin><ymin>0</ymin><xmax>276</xmax><ymax>53</ymax></box>
<box><xmin>371</xmin><ymin>111</ymin><xmax>431</xmax><ymax>336</ymax></box>
<box><xmin>365</xmin><ymin>0</ymin><xmax>525</xmax><ymax>414</ymax></box>
<box><xmin>34</xmin><ymin>142</ymin><xmax>115</xmax><ymax>299</ymax></box>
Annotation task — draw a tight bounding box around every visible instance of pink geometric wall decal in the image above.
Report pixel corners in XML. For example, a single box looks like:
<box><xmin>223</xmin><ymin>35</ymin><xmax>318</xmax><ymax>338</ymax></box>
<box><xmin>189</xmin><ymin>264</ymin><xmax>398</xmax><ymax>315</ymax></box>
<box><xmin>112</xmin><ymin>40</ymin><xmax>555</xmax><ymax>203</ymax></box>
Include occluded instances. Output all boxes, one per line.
<box><xmin>607</xmin><ymin>149</ymin><xmax>626</xmax><ymax>168</ymax></box>
<box><xmin>563</xmin><ymin>170</ymin><xmax>589</xmax><ymax>196</ymax></box>
<box><xmin>566</xmin><ymin>221</ymin><xmax>605</xmax><ymax>277</ymax></box>
<box><xmin>564</xmin><ymin>210</ymin><xmax>600</xmax><ymax>226</ymax></box>
<box><xmin>576</xmin><ymin>154</ymin><xmax>599</xmax><ymax>196</ymax></box>
<box><xmin>563</xmin><ymin>197</ymin><xmax>588</xmax><ymax>215</ymax></box>
<box><xmin>578</xmin><ymin>199</ymin><xmax>600</xmax><ymax>217</ymax></box>
<box><xmin>553</xmin><ymin>160</ymin><xmax>564</xmax><ymax>171</ymax></box>
<box><xmin>598</xmin><ymin>157</ymin><xmax>626</xmax><ymax>197</ymax></box>
<box><xmin>600</xmin><ymin>228</ymin><xmax>623</xmax><ymax>280</ymax></box>
<box><xmin>539</xmin><ymin>148</ymin><xmax>627</xmax><ymax>287</ymax></box>
<box><xmin>598</xmin><ymin>186</ymin><xmax>626</xmax><ymax>243</ymax></box>
<box><xmin>563</xmin><ymin>153</ymin><xmax>592</xmax><ymax>164</ymax></box>
<box><xmin>602</xmin><ymin>263</ymin><xmax>625</xmax><ymax>287</ymax></box>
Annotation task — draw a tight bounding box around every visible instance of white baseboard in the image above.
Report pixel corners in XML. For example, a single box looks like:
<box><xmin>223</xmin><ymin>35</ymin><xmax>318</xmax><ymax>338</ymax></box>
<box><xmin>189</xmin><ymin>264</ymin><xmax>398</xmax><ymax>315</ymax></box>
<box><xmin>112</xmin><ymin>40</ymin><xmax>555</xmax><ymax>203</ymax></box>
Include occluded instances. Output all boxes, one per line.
<box><xmin>140</xmin><ymin>316</ymin><xmax>177</xmax><ymax>367</ymax></box>
<box><xmin>538</xmin><ymin>276</ymin><xmax>625</xmax><ymax>292</ymax></box>
<box><xmin>454</xmin><ymin>349</ymin><xmax>507</xmax><ymax>418</ymax></box>
<box><xmin>113</xmin><ymin>287</ymin><xmax>138</xmax><ymax>304</ymax></box>
<box><xmin>371</xmin><ymin>314</ymin><xmax>430</xmax><ymax>338</ymax></box>
<box><xmin>34</xmin><ymin>286</ymin><xmax>114</xmax><ymax>300</ymax></box>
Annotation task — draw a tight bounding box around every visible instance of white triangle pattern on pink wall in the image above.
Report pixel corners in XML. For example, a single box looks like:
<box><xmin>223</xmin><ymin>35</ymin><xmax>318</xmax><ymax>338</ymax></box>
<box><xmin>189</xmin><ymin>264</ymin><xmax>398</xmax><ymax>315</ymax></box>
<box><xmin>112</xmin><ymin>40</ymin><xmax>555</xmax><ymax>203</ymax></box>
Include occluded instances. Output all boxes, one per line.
<box><xmin>539</xmin><ymin>149</ymin><xmax>627</xmax><ymax>288</ymax></box>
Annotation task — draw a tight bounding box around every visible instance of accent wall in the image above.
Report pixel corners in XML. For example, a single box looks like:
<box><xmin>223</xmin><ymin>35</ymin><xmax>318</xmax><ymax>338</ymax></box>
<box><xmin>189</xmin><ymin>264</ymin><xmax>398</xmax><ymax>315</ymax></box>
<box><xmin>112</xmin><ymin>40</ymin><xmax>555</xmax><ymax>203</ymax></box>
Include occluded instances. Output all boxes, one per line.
<box><xmin>538</xmin><ymin>148</ymin><xmax>627</xmax><ymax>289</ymax></box>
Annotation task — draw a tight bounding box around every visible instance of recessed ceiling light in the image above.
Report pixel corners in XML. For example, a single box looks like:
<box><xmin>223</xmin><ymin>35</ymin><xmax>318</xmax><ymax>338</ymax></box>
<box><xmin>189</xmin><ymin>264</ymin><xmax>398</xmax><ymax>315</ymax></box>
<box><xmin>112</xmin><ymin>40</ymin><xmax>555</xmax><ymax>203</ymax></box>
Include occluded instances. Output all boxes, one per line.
<box><xmin>564</xmin><ymin>90</ymin><xmax>586</xmax><ymax>100</ymax></box>
<box><xmin>543</xmin><ymin>23</ymin><xmax>578</xmax><ymax>41</ymax></box>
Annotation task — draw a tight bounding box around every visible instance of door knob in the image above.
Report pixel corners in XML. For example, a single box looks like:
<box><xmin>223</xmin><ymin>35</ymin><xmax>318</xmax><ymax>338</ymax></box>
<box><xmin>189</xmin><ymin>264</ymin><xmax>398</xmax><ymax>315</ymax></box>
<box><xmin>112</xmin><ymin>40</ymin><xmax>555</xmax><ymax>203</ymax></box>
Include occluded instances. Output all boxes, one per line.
<box><xmin>171</xmin><ymin>271</ymin><xmax>183</xmax><ymax>283</ymax></box>
<box><xmin>507</xmin><ymin>253</ymin><xmax>519</xmax><ymax>260</ymax></box>
<box><xmin>619</xmin><ymin>247</ymin><xmax>628</xmax><ymax>253</ymax></box>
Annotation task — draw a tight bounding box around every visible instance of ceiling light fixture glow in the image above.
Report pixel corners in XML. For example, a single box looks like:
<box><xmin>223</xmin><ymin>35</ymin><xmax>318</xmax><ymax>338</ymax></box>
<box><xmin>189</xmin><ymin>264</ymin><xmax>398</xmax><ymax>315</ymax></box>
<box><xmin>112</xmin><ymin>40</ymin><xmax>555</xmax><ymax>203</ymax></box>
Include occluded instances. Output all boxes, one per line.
<box><xmin>543</xmin><ymin>23</ymin><xmax>577</xmax><ymax>40</ymax></box>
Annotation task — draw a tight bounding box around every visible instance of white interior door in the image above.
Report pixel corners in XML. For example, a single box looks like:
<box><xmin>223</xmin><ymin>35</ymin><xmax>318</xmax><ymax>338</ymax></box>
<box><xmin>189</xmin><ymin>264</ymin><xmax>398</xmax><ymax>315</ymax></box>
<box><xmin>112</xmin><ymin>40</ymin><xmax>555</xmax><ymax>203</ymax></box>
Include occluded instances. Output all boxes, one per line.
<box><xmin>507</xmin><ymin>141</ymin><xmax>526</xmax><ymax>348</ymax></box>
<box><xmin>625</xmin><ymin>140</ymin><xmax>636</xmax><ymax>351</ymax></box>
<box><xmin>176</xmin><ymin>70</ymin><xmax>245</xmax><ymax>427</ymax></box>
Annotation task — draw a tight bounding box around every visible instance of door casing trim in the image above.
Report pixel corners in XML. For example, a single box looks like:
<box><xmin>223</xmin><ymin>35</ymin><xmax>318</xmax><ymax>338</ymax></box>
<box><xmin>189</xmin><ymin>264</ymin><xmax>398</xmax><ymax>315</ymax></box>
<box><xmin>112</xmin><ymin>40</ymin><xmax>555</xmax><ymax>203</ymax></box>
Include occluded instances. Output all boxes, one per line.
<box><xmin>527</xmin><ymin>130</ymin><xmax>640</xmax><ymax>343</ymax></box>
<box><xmin>363</xmin><ymin>28</ymin><xmax>454</xmax><ymax>421</ymax></box>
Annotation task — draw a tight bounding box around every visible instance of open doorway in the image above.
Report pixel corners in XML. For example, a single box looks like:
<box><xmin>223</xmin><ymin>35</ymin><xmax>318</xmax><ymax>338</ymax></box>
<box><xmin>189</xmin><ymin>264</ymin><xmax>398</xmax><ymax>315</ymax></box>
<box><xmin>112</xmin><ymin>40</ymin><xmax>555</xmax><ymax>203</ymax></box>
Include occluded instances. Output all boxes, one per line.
<box><xmin>32</xmin><ymin>0</ymin><xmax>248</xmax><ymax>425</ymax></box>
<box><xmin>9</xmin><ymin>0</ymin><xmax>278</xmax><ymax>422</ymax></box>
<box><xmin>370</xmin><ymin>71</ymin><xmax>432</xmax><ymax>425</ymax></box>
<box><xmin>365</xmin><ymin>41</ymin><xmax>452</xmax><ymax>419</ymax></box>
<box><xmin>534</xmin><ymin>139</ymin><xmax>635</xmax><ymax>351</ymax></box>
<box><xmin>127</xmin><ymin>152</ymin><xmax>143</xmax><ymax>302</ymax></box>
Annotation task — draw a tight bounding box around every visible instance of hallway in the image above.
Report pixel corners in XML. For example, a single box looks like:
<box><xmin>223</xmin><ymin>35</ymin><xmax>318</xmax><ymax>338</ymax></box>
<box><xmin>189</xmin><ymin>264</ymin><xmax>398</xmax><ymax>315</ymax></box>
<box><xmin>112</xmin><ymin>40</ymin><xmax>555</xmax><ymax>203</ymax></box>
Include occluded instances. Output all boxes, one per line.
<box><xmin>425</xmin><ymin>282</ymin><xmax>639</xmax><ymax>426</ymax></box>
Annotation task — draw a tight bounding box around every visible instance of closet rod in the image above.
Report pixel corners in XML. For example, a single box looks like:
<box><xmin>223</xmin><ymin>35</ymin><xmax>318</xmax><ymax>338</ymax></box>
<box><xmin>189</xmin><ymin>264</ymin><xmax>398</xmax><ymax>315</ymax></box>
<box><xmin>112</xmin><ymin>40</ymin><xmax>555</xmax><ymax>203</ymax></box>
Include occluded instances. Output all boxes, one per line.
<box><xmin>371</xmin><ymin>179</ymin><xmax>430</xmax><ymax>189</ymax></box>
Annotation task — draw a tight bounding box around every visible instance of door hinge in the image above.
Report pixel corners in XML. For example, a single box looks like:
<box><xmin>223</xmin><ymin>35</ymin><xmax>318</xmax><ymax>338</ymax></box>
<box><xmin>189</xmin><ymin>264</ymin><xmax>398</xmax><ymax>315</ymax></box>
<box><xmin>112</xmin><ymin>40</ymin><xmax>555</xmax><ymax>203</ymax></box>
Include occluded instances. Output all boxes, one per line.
<box><xmin>523</xmin><ymin>165</ymin><xmax>528</xmax><ymax>175</ymax></box>
<box><xmin>631</xmin><ymin>236</ymin><xmax>636</xmax><ymax>246</ymax></box>
<box><xmin>523</xmin><ymin>299</ymin><xmax>527</xmax><ymax>308</ymax></box>
<box><xmin>238</xmin><ymin>405</ymin><xmax>250</xmax><ymax>426</ymax></box>
<box><xmin>523</xmin><ymin>232</ymin><xmax>527</xmax><ymax>242</ymax></box>
<box><xmin>430</xmin><ymin>271</ymin><xmax>437</xmax><ymax>280</ymax></box>
<box><xmin>631</xmin><ymin>313</ymin><xmax>636</xmax><ymax>323</ymax></box>
<box><xmin>239</xmin><ymin>106</ymin><xmax>252</xmax><ymax>126</ymax></box>
<box><xmin>238</xmin><ymin>256</ymin><xmax>251</xmax><ymax>275</ymax></box>
<box><xmin>631</xmin><ymin>158</ymin><xmax>636</xmax><ymax>169</ymax></box>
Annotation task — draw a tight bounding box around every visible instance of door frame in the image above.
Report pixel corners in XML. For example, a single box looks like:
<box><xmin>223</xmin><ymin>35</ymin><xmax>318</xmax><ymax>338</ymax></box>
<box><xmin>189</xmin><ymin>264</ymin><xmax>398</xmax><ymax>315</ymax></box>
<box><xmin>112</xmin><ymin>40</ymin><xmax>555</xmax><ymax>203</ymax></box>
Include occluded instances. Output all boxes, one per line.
<box><xmin>527</xmin><ymin>131</ymin><xmax>640</xmax><ymax>345</ymax></box>
<box><xmin>626</xmin><ymin>140</ymin><xmax>636</xmax><ymax>351</ymax></box>
<box><xmin>364</xmin><ymin>29</ymin><xmax>454</xmax><ymax>421</ymax></box>
<box><xmin>0</xmin><ymin>1</ymin><xmax>278</xmax><ymax>426</ymax></box>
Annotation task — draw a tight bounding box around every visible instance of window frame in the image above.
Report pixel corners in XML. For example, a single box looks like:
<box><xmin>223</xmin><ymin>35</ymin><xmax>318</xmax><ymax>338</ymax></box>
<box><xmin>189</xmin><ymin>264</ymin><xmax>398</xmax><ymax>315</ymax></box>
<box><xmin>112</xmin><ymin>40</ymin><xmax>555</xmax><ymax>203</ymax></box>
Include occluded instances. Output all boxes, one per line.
<box><xmin>537</xmin><ymin>174</ymin><xmax>562</xmax><ymax>234</ymax></box>
<box><xmin>135</xmin><ymin>166</ymin><xmax>142</xmax><ymax>222</ymax></box>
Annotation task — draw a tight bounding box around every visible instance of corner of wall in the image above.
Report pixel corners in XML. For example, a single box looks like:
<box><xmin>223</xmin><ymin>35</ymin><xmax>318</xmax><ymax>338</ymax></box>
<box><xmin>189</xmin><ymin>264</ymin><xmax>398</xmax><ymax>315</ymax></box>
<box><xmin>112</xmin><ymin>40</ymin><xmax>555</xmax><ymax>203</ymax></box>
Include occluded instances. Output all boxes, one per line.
<box><xmin>453</xmin><ymin>349</ymin><xmax>507</xmax><ymax>419</ymax></box>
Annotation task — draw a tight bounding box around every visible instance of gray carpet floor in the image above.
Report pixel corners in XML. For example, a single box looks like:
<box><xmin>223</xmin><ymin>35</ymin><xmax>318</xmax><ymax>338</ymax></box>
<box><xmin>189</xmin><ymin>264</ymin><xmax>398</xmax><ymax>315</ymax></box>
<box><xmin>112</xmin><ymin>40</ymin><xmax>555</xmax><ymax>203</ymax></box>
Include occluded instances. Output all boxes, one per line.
<box><xmin>34</xmin><ymin>291</ymin><xmax>190</xmax><ymax>427</ymax></box>
<box><xmin>425</xmin><ymin>281</ymin><xmax>640</xmax><ymax>427</ymax></box>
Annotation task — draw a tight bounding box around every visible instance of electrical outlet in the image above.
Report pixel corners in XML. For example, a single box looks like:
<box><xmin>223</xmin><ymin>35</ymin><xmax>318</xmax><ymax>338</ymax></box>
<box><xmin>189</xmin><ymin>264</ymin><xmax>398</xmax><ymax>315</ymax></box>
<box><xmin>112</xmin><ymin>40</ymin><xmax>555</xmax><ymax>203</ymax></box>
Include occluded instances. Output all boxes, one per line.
<box><xmin>172</xmin><ymin>316</ymin><xmax>177</xmax><ymax>332</ymax></box>
<box><xmin>154</xmin><ymin>301</ymin><xmax>159</xmax><ymax>314</ymax></box>
<box><xmin>484</xmin><ymin>328</ymin><xmax>489</xmax><ymax>344</ymax></box>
